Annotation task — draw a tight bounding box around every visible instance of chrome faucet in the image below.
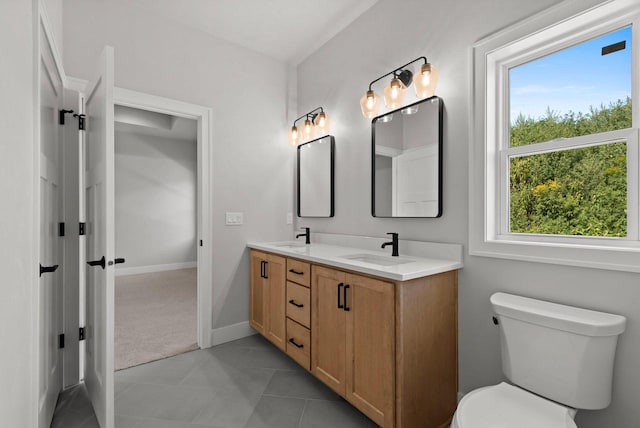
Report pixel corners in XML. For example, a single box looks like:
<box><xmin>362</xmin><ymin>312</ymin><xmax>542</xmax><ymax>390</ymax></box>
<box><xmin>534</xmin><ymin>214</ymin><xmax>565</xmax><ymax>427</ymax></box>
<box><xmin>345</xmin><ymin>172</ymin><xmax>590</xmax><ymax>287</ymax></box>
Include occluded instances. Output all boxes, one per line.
<box><xmin>381</xmin><ymin>232</ymin><xmax>399</xmax><ymax>256</ymax></box>
<box><xmin>296</xmin><ymin>227</ymin><xmax>311</xmax><ymax>245</ymax></box>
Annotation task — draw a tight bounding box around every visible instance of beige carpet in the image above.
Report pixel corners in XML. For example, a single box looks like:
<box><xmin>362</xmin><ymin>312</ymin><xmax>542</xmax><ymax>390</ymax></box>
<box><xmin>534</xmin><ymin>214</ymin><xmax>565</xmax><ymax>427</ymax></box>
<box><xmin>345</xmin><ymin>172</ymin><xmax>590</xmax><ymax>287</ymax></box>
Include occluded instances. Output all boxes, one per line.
<box><xmin>115</xmin><ymin>268</ymin><xmax>198</xmax><ymax>371</ymax></box>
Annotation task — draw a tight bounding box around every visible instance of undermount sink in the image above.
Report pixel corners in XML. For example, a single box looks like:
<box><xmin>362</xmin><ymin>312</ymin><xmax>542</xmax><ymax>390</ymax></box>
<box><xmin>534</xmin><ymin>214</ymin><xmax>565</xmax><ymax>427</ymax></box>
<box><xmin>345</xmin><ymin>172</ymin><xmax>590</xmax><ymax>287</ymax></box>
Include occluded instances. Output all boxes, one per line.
<box><xmin>341</xmin><ymin>253</ymin><xmax>414</xmax><ymax>267</ymax></box>
<box><xmin>273</xmin><ymin>242</ymin><xmax>307</xmax><ymax>249</ymax></box>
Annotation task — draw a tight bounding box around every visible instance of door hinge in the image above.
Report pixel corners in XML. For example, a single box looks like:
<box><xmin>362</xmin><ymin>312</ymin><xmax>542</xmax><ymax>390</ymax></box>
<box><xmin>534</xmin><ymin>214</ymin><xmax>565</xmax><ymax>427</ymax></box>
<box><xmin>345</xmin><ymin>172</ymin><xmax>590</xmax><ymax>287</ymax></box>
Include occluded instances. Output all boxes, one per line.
<box><xmin>74</xmin><ymin>113</ymin><xmax>86</xmax><ymax>130</ymax></box>
<box><xmin>59</xmin><ymin>109</ymin><xmax>74</xmax><ymax>125</ymax></box>
<box><xmin>79</xmin><ymin>222</ymin><xmax>86</xmax><ymax>236</ymax></box>
<box><xmin>79</xmin><ymin>327</ymin><xmax>85</xmax><ymax>341</ymax></box>
<box><xmin>200</xmin><ymin>240</ymin><xmax>203</xmax><ymax>247</ymax></box>
<box><xmin>59</xmin><ymin>222</ymin><xmax>65</xmax><ymax>237</ymax></box>
<box><xmin>59</xmin><ymin>334</ymin><xmax>65</xmax><ymax>349</ymax></box>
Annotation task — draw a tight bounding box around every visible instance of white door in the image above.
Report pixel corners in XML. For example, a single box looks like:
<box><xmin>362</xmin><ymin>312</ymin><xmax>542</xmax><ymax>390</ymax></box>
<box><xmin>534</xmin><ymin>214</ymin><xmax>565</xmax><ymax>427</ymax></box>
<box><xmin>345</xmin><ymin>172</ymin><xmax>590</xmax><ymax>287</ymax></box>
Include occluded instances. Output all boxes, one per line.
<box><xmin>38</xmin><ymin>27</ymin><xmax>64</xmax><ymax>428</ymax></box>
<box><xmin>393</xmin><ymin>145</ymin><xmax>439</xmax><ymax>216</ymax></box>
<box><xmin>84</xmin><ymin>46</ymin><xmax>115</xmax><ymax>428</ymax></box>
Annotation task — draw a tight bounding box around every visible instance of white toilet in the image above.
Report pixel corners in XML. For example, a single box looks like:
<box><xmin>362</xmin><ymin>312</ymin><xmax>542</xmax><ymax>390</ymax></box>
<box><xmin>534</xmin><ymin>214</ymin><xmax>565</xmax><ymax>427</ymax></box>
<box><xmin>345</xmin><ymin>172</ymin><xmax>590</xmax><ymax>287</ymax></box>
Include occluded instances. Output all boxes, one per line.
<box><xmin>452</xmin><ymin>292</ymin><xmax>626</xmax><ymax>428</ymax></box>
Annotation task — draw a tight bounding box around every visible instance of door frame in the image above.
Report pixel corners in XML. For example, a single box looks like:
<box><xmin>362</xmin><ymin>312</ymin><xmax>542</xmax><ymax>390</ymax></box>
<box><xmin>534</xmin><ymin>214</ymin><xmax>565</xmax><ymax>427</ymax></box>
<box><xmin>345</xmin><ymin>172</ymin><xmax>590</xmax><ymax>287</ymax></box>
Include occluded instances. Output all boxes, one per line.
<box><xmin>112</xmin><ymin>87</ymin><xmax>214</xmax><ymax>349</ymax></box>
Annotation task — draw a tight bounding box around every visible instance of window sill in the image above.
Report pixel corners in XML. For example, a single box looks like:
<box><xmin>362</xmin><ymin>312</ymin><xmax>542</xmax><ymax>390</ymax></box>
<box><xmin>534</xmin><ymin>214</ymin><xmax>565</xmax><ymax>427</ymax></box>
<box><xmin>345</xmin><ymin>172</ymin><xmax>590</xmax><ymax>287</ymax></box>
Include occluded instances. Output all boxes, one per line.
<box><xmin>469</xmin><ymin>237</ymin><xmax>640</xmax><ymax>273</ymax></box>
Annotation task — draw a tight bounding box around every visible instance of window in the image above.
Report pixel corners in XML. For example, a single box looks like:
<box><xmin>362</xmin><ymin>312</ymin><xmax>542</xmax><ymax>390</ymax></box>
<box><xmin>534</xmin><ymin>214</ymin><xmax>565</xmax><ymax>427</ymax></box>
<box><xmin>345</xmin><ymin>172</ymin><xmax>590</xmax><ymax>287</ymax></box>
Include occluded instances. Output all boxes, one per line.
<box><xmin>470</xmin><ymin>0</ymin><xmax>640</xmax><ymax>272</ymax></box>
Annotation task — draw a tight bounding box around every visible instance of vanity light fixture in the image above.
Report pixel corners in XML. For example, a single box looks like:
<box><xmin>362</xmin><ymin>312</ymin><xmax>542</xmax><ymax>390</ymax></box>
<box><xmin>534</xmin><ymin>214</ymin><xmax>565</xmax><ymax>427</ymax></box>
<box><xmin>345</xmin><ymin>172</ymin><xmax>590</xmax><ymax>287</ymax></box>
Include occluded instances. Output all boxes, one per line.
<box><xmin>288</xmin><ymin>107</ymin><xmax>330</xmax><ymax>146</ymax></box>
<box><xmin>360</xmin><ymin>56</ymin><xmax>439</xmax><ymax>119</ymax></box>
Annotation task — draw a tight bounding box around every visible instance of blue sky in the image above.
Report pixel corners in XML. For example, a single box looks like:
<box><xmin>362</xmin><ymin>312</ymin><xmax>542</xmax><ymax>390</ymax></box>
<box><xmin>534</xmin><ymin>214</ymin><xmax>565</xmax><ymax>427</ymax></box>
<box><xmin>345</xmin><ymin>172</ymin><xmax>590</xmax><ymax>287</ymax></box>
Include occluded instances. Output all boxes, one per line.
<box><xmin>510</xmin><ymin>26</ymin><xmax>632</xmax><ymax>123</ymax></box>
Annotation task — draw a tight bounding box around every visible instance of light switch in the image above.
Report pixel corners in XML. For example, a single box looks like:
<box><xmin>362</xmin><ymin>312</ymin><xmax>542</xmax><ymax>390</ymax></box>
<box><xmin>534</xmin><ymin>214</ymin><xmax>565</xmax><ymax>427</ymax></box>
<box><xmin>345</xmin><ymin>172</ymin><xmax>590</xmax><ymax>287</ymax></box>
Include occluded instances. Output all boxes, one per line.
<box><xmin>286</xmin><ymin>212</ymin><xmax>293</xmax><ymax>225</ymax></box>
<box><xmin>225</xmin><ymin>212</ymin><xmax>243</xmax><ymax>225</ymax></box>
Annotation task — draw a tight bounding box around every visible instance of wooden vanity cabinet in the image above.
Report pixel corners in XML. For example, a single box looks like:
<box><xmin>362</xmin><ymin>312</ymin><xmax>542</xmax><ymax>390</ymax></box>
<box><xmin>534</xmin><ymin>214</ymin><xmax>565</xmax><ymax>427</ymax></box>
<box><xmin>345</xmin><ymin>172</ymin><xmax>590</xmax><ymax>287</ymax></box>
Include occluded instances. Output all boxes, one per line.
<box><xmin>312</xmin><ymin>266</ymin><xmax>395</xmax><ymax>427</ymax></box>
<box><xmin>250</xmin><ymin>248</ymin><xmax>458</xmax><ymax>428</ymax></box>
<box><xmin>249</xmin><ymin>250</ymin><xmax>286</xmax><ymax>351</ymax></box>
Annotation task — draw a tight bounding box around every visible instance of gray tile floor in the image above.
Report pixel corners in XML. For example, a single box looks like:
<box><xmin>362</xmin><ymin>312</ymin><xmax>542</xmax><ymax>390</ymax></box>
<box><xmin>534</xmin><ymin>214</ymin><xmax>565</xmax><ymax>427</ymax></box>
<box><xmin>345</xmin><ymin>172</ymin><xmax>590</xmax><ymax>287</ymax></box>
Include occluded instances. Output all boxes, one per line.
<box><xmin>51</xmin><ymin>334</ymin><xmax>378</xmax><ymax>428</ymax></box>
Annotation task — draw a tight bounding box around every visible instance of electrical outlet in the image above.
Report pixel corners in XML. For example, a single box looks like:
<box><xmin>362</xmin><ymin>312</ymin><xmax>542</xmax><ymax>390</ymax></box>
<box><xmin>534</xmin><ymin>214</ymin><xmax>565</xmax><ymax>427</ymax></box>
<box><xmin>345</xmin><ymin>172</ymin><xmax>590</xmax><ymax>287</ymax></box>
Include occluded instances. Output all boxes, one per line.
<box><xmin>225</xmin><ymin>212</ymin><xmax>243</xmax><ymax>225</ymax></box>
<box><xmin>286</xmin><ymin>212</ymin><xmax>293</xmax><ymax>225</ymax></box>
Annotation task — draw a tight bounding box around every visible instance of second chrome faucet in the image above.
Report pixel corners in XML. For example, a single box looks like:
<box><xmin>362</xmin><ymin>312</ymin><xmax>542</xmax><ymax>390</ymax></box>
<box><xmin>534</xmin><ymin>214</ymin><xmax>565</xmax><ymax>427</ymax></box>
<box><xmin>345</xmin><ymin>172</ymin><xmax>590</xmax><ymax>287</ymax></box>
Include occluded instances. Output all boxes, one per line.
<box><xmin>381</xmin><ymin>232</ymin><xmax>399</xmax><ymax>256</ymax></box>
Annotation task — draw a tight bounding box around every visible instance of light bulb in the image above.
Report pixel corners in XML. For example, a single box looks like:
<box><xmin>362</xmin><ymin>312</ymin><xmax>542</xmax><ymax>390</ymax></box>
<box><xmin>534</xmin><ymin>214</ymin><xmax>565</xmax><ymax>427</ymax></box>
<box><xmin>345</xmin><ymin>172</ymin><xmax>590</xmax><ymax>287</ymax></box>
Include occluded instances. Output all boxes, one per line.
<box><xmin>360</xmin><ymin>90</ymin><xmax>381</xmax><ymax>118</ymax></box>
<box><xmin>413</xmin><ymin>63</ymin><xmax>439</xmax><ymax>99</ymax></box>
<box><xmin>288</xmin><ymin>125</ymin><xmax>299</xmax><ymax>146</ymax></box>
<box><xmin>383</xmin><ymin>78</ymin><xmax>406</xmax><ymax>109</ymax></box>
<box><xmin>313</xmin><ymin>111</ymin><xmax>331</xmax><ymax>135</ymax></box>
<box><xmin>303</xmin><ymin>118</ymin><xmax>315</xmax><ymax>140</ymax></box>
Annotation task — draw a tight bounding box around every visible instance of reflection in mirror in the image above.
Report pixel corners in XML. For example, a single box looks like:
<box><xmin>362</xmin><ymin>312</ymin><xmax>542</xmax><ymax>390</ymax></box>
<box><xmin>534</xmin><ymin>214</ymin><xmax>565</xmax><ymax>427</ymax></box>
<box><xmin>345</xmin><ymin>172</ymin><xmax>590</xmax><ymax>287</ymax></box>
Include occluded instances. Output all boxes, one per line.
<box><xmin>298</xmin><ymin>135</ymin><xmax>335</xmax><ymax>217</ymax></box>
<box><xmin>372</xmin><ymin>96</ymin><xmax>442</xmax><ymax>217</ymax></box>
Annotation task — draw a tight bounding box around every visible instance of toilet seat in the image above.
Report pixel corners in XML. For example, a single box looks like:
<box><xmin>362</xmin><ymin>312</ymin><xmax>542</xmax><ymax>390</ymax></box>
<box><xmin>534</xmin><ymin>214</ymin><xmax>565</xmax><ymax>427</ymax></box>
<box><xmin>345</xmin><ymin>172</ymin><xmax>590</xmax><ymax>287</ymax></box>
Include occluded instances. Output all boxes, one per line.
<box><xmin>452</xmin><ymin>382</ymin><xmax>577</xmax><ymax>428</ymax></box>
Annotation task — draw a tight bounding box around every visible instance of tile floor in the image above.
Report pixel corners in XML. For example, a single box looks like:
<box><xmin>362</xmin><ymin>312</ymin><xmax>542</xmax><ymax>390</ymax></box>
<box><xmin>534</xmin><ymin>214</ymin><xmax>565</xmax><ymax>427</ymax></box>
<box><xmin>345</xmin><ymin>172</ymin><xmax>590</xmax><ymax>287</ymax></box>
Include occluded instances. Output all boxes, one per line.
<box><xmin>51</xmin><ymin>334</ymin><xmax>378</xmax><ymax>428</ymax></box>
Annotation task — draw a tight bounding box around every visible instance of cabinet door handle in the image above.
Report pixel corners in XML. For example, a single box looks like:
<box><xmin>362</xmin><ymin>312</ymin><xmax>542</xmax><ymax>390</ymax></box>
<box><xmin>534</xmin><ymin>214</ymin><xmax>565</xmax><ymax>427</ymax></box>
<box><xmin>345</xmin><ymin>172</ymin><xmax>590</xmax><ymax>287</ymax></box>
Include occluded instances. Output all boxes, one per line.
<box><xmin>343</xmin><ymin>284</ymin><xmax>350</xmax><ymax>312</ymax></box>
<box><xmin>289</xmin><ymin>299</ymin><xmax>304</xmax><ymax>308</ymax></box>
<box><xmin>263</xmin><ymin>261</ymin><xmax>269</xmax><ymax>279</ymax></box>
<box><xmin>260</xmin><ymin>260</ymin><xmax>265</xmax><ymax>278</ymax></box>
<box><xmin>337</xmin><ymin>282</ymin><xmax>344</xmax><ymax>309</ymax></box>
<box><xmin>288</xmin><ymin>338</ymin><xmax>304</xmax><ymax>349</ymax></box>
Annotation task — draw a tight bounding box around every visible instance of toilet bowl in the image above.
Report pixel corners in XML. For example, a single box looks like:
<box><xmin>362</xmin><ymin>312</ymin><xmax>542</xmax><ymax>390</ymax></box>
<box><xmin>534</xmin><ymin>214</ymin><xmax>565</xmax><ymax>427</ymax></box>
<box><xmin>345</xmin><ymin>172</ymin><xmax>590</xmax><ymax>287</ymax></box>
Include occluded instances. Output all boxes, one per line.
<box><xmin>451</xmin><ymin>383</ymin><xmax>577</xmax><ymax>428</ymax></box>
<box><xmin>452</xmin><ymin>292</ymin><xmax>626</xmax><ymax>428</ymax></box>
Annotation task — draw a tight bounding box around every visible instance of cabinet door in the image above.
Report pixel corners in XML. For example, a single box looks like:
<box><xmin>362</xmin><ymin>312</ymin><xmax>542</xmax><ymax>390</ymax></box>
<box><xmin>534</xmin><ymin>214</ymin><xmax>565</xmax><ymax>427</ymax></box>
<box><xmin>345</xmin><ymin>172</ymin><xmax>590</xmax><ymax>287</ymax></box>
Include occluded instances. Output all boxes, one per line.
<box><xmin>311</xmin><ymin>266</ymin><xmax>347</xmax><ymax>395</ymax></box>
<box><xmin>249</xmin><ymin>250</ymin><xmax>267</xmax><ymax>334</ymax></box>
<box><xmin>345</xmin><ymin>273</ymin><xmax>395</xmax><ymax>427</ymax></box>
<box><xmin>264</xmin><ymin>253</ymin><xmax>287</xmax><ymax>351</ymax></box>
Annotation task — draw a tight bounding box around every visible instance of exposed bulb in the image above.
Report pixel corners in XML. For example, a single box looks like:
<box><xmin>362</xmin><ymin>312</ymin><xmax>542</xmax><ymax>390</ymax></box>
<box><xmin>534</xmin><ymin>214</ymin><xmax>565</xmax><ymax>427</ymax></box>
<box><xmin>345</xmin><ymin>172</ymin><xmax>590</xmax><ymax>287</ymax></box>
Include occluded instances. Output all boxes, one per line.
<box><xmin>288</xmin><ymin>125</ymin><xmax>299</xmax><ymax>146</ymax></box>
<box><xmin>383</xmin><ymin>78</ymin><xmax>406</xmax><ymax>109</ymax></box>
<box><xmin>313</xmin><ymin>111</ymin><xmax>331</xmax><ymax>135</ymax></box>
<box><xmin>303</xmin><ymin>118</ymin><xmax>315</xmax><ymax>140</ymax></box>
<box><xmin>413</xmin><ymin>63</ymin><xmax>439</xmax><ymax>99</ymax></box>
<box><xmin>360</xmin><ymin>90</ymin><xmax>381</xmax><ymax>119</ymax></box>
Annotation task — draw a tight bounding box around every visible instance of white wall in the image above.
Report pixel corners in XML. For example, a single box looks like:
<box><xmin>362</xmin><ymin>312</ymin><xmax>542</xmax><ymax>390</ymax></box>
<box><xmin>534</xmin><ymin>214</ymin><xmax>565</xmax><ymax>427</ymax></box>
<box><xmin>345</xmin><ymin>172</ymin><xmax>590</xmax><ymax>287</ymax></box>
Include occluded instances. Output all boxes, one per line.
<box><xmin>0</xmin><ymin>1</ymin><xmax>36</xmax><ymax>426</ymax></box>
<box><xmin>63</xmin><ymin>0</ymin><xmax>294</xmax><ymax>329</ymax></box>
<box><xmin>115</xmin><ymin>131</ymin><xmax>197</xmax><ymax>269</ymax></box>
<box><xmin>296</xmin><ymin>0</ymin><xmax>640</xmax><ymax>426</ymax></box>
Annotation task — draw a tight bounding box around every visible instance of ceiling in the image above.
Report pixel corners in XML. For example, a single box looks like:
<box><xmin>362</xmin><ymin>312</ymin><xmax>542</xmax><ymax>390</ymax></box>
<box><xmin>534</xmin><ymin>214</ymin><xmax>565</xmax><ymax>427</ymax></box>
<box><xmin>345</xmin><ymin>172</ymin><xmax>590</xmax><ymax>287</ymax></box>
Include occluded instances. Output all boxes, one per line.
<box><xmin>128</xmin><ymin>0</ymin><xmax>379</xmax><ymax>64</ymax></box>
<box><xmin>114</xmin><ymin>106</ymin><xmax>197</xmax><ymax>141</ymax></box>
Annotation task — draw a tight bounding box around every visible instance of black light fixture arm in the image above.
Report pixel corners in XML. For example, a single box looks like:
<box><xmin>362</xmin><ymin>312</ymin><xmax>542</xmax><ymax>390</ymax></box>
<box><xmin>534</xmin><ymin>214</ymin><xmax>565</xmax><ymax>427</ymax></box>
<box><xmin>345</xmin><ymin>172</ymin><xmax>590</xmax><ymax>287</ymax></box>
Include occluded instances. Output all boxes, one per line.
<box><xmin>292</xmin><ymin>107</ymin><xmax>324</xmax><ymax>127</ymax></box>
<box><xmin>367</xmin><ymin>56</ymin><xmax>428</xmax><ymax>91</ymax></box>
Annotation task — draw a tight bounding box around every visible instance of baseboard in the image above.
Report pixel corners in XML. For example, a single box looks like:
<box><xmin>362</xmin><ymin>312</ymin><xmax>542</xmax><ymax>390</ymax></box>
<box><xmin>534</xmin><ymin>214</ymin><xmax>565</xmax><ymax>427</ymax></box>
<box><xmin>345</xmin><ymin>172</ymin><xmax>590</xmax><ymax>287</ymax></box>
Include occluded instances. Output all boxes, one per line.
<box><xmin>209</xmin><ymin>321</ymin><xmax>256</xmax><ymax>347</ymax></box>
<box><xmin>115</xmin><ymin>261</ymin><xmax>197</xmax><ymax>276</ymax></box>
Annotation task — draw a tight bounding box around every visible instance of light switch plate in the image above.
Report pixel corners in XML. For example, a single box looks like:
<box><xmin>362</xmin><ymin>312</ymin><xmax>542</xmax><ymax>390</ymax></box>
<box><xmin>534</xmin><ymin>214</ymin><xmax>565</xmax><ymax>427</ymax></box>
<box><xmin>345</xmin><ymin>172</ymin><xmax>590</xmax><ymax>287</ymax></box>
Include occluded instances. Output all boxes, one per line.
<box><xmin>225</xmin><ymin>212</ymin><xmax>243</xmax><ymax>225</ymax></box>
<box><xmin>286</xmin><ymin>212</ymin><xmax>293</xmax><ymax>225</ymax></box>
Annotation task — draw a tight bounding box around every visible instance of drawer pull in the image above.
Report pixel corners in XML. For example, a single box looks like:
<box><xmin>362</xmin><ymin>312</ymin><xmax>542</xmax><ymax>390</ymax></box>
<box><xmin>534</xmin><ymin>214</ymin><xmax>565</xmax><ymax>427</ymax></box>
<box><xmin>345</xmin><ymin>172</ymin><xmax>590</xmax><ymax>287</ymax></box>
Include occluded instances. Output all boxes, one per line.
<box><xmin>288</xmin><ymin>338</ymin><xmax>304</xmax><ymax>349</ymax></box>
<box><xmin>289</xmin><ymin>269</ymin><xmax>304</xmax><ymax>275</ymax></box>
<box><xmin>289</xmin><ymin>299</ymin><xmax>304</xmax><ymax>308</ymax></box>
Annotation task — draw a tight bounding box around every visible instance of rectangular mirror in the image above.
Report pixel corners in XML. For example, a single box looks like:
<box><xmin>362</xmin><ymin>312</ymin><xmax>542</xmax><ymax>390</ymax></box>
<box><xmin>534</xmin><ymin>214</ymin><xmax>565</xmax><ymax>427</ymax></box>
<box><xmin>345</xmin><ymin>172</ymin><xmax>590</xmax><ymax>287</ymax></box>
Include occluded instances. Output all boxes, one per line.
<box><xmin>372</xmin><ymin>96</ymin><xmax>443</xmax><ymax>217</ymax></box>
<box><xmin>298</xmin><ymin>135</ymin><xmax>335</xmax><ymax>217</ymax></box>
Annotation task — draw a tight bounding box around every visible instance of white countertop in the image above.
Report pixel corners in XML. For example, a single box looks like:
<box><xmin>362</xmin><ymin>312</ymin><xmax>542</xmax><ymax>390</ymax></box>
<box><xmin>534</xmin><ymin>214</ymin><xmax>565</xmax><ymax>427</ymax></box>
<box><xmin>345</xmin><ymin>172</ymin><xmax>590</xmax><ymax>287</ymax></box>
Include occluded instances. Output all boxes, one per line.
<box><xmin>247</xmin><ymin>240</ymin><xmax>463</xmax><ymax>281</ymax></box>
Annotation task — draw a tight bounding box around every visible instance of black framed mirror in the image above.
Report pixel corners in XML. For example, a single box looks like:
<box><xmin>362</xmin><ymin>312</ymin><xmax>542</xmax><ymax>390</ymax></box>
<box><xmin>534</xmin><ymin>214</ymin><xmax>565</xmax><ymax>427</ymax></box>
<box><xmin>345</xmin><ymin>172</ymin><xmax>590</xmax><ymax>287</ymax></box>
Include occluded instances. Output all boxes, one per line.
<box><xmin>372</xmin><ymin>96</ymin><xmax>443</xmax><ymax>218</ymax></box>
<box><xmin>297</xmin><ymin>135</ymin><xmax>335</xmax><ymax>217</ymax></box>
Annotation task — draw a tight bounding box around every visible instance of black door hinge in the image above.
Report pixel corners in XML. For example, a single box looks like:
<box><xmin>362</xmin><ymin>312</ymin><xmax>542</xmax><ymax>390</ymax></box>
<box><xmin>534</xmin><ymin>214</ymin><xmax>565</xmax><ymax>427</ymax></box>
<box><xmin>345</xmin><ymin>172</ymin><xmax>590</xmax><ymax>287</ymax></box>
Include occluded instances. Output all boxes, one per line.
<box><xmin>74</xmin><ymin>113</ymin><xmax>86</xmax><ymax>130</ymax></box>
<box><xmin>59</xmin><ymin>334</ymin><xmax>65</xmax><ymax>349</ymax></box>
<box><xmin>79</xmin><ymin>327</ymin><xmax>85</xmax><ymax>341</ymax></box>
<box><xmin>59</xmin><ymin>222</ymin><xmax>65</xmax><ymax>237</ymax></box>
<box><xmin>79</xmin><ymin>222</ymin><xmax>86</xmax><ymax>236</ymax></box>
<box><xmin>59</xmin><ymin>109</ymin><xmax>74</xmax><ymax>125</ymax></box>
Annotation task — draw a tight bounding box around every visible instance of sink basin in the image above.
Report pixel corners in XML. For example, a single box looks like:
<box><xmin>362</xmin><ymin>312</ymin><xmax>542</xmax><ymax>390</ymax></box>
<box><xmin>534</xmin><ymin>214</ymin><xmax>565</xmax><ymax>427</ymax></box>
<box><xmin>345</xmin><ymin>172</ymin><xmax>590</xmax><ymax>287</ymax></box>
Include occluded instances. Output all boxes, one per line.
<box><xmin>341</xmin><ymin>253</ymin><xmax>414</xmax><ymax>267</ymax></box>
<box><xmin>273</xmin><ymin>242</ymin><xmax>307</xmax><ymax>249</ymax></box>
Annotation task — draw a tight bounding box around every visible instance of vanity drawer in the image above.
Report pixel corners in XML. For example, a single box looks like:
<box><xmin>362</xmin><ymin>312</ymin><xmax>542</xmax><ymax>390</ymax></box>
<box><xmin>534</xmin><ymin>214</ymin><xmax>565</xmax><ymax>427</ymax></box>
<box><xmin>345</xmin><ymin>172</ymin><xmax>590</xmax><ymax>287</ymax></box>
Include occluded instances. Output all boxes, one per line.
<box><xmin>286</xmin><ymin>281</ymin><xmax>310</xmax><ymax>328</ymax></box>
<box><xmin>286</xmin><ymin>318</ymin><xmax>310</xmax><ymax>370</ymax></box>
<box><xmin>287</xmin><ymin>258</ymin><xmax>310</xmax><ymax>287</ymax></box>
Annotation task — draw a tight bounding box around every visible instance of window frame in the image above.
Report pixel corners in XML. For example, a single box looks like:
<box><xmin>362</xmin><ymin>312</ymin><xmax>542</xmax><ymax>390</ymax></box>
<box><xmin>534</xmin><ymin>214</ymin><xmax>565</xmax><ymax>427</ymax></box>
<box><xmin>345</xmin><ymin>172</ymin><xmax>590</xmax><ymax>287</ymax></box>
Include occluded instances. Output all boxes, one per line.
<box><xmin>470</xmin><ymin>0</ymin><xmax>640</xmax><ymax>272</ymax></box>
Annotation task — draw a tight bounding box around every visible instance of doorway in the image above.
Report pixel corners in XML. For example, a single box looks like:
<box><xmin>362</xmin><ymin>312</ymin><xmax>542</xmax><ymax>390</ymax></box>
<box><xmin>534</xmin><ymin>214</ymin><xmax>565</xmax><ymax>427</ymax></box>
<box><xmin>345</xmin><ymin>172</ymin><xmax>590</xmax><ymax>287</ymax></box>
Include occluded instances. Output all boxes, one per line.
<box><xmin>113</xmin><ymin>105</ymin><xmax>199</xmax><ymax>370</ymax></box>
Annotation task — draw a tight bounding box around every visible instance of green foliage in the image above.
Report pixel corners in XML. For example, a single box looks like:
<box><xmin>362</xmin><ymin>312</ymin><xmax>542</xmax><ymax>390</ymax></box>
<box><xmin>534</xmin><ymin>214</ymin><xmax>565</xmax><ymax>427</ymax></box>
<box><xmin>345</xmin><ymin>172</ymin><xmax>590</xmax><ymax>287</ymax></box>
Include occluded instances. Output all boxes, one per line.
<box><xmin>509</xmin><ymin>99</ymin><xmax>630</xmax><ymax>237</ymax></box>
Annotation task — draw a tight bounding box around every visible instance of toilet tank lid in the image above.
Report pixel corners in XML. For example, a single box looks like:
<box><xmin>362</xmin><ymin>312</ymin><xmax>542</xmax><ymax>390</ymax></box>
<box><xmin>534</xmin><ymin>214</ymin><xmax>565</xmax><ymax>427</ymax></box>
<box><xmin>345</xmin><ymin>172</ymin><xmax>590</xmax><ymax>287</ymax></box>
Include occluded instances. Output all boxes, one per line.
<box><xmin>491</xmin><ymin>292</ymin><xmax>626</xmax><ymax>336</ymax></box>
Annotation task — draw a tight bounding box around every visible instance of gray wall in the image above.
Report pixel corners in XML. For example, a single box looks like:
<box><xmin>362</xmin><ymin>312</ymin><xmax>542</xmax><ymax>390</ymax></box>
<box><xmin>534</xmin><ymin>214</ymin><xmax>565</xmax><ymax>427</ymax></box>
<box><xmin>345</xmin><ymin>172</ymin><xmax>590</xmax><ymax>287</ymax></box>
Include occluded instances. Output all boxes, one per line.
<box><xmin>296</xmin><ymin>0</ymin><xmax>640</xmax><ymax>426</ymax></box>
<box><xmin>63</xmin><ymin>0</ymin><xmax>294</xmax><ymax>329</ymax></box>
<box><xmin>115</xmin><ymin>131</ymin><xmax>197</xmax><ymax>268</ymax></box>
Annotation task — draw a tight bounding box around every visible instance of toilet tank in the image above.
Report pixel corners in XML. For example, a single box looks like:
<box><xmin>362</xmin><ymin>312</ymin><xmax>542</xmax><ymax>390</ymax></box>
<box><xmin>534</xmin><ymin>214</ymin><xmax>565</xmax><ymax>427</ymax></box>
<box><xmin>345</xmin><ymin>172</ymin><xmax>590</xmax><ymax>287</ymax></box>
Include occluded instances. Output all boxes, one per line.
<box><xmin>491</xmin><ymin>292</ymin><xmax>626</xmax><ymax>410</ymax></box>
